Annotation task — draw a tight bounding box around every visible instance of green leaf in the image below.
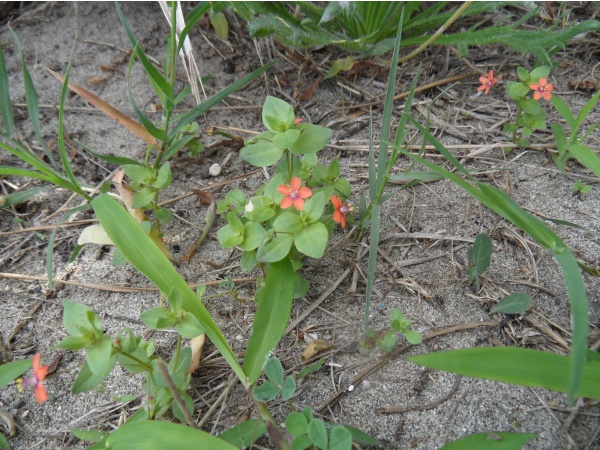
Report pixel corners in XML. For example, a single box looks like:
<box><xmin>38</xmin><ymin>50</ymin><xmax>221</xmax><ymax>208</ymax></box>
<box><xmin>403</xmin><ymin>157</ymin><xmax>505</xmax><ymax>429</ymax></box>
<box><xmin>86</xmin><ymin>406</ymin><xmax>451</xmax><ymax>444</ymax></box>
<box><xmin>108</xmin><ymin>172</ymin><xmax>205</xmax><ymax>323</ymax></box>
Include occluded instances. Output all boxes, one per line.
<box><xmin>301</xmin><ymin>191</ymin><xmax>325</xmax><ymax>223</ymax></box>
<box><xmin>551</xmin><ymin>96</ymin><xmax>575</xmax><ymax>130</ymax></box>
<box><xmin>329</xmin><ymin>425</ymin><xmax>380</xmax><ymax>446</ymax></box>
<box><xmin>441</xmin><ymin>432</ymin><xmax>536</xmax><ymax>450</ymax></box>
<box><xmin>0</xmin><ymin>187</ymin><xmax>47</xmax><ymax>209</ymax></box>
<box><xmin>0</xmin><ymin>433</ymin><xmax>8</xmax><ymax>449</ymax></box>
<box><xmin>0</xmin><ymin>43</ymin><xmax>14</xmax><ymax>136</ymax></box>
<box><xmin>153</xmin><ymin>163</ymin><xmax>172</xmax><ymax>189</ymax></box>
<box><xmin>409</xmin><ymin>347</ymin><xmax>600</xmax><ymax>400</ymax></box>
<box><xmin>86</xmin><ymin>336</ymin><xmax>115</xmax><ymax>377</ymax></box>
<box><xmin>265</xmin><ymin>357</ymin><xmax>284</xmax><ymax>385</ymax></box>
<box><xmin>467</xmin><ymin>233</ymin><xmax>493</xmax><ymax>291</ymax></box>
<box><xmin>256</xmin><ymin>232</ymin><xmax>294</xmax><ymax>263</ymax></box>
<box><xmin>490</xmin><ymin>293</ymin><xmax>532</xmax><ymax>315</ymax></box>
<box><xmin>404</xmin><ymin>331</ymin><xmax>423</xmax><ymax>345</ymax></box>
<box><xmin>132</xmin><ymin>187</ymin><xmax>157</xmax><ymax>209</ymax></box>
<box><xmin>0</xmin><ymin>359</ymin><xmax>31</xmax><ymax>389</ymax></box>
<box><xmin>210</xmin><ymin>11</ymin><xmax>229</xmax><ymax>40</ymax></box>
<box><xmin>516</xmin><ymin>66</ymin><xmax>529</xmax><ymax>82</ymax></box>
<box><xmin>241</xmin><ymin>222</ymin><xmax>267</xmax><ymax>251</ymax></box>
<box><xmin>308</xmin><ymin>419</ymin><xmax>328</xmax><ymax>450</ymax></box>
<box><xmin>72</xmin><ymin>360</ymin><xmax>113</xmax><ymax>393</ymax></box>
<box><xmin>175</xmin><ymin>313</ymin><xmax>205</xmax><ymax>339</ymax></box>
<box><xmin>140</xmin><ymin>307</ymin><xmax>177</xmax><ymax>329</ymax></box>
<box><xmin>105</xmin><ymin>421</ymin><xmax>238</xmax><ymax>450</ymax></box>
<box><xmin>574</xmin><ymin>90</ymin><xmax>600</xmax><ymax>135</ymax></box>
<box><xmin>252</xmin><ymin>380</ymin><xmax>280</xmax><ymax>402</ymax></box>
<box><xmin>240</xmin><ymin>250</ymin><xmax>258</xmax><ymax>272</ymax></box>
<box><xmin>329</xmin><ymin>427</ymin><xmax>352</xmax><ymax>450</ymax></box>
<box><xmin>506</xmin><ymin>81</ymin><xmax>529</xmax><ymax>99</ymax></box>
<box><xmin>217</xmin><ymin>224</ymin><xmax>245</xmax><ymax>249</ymax></box>
<box><xmin>70</xmin><ymin>428</ymin><xmax>107</xmax><ymax>443</ymax></box>
<box><xmin>262</xmin><ymin>96</ymin><xmax>295</xmax><ymax>132</ymax></box>
<box><xmin>273</xmin><ymin>213</ymin><xmax>304</xmax><ymax>234</ymax></box>
<box><xmin>379</xmin><ymin>333</ymin><xmax>396</xmax><ymax>352</ymax></box>
<box><xmin>218</xmin><ymin>419</ymin><xmax>267</xmax><ymax>449</ymax></box>
<box><xmin>297</xmin><ymin>358</ymin><xmax>325</xmax><ymax>379</ymax></box>
<box><xmin>567</xmin><ymin>144</ymin><xmax>600</xmax><ymax>178</ymax></box>
<box><xmin>243</xmin><ymin>259</ymin><xmax>294</xmax><ymax>384</ymax></box>
<box><xmin>286</xmin><ymin>411</ymin><xmax>309</xmax><ymax>437</ymax></box>
<box><xmin>122</xmin><ymin>164</ymin><xmax>155</xmax><ymax>184</ymax></box>
<box><xmin>324</xmin><ymin>56</ymin><xmax>355</xmax><ymax>80</ymax></box>
<box><xmin>240</xmin><ymin>139</ymin><xmax>284</xmax><ymax>167</ymax></box>
<box><xmin>294</xmin><ymin>222</ymin><xmax>328</xmax><ymax>259</ymax></box>
<box><xmin>289</xmin><ymin>124</ymin><xmax>332</xmax><ymax>154</ymax></box>
<box><xmin>62</xmin><ymin>299</ymin><xmax>102</xmax><ymax>338</ymax></box>
<box><xmin>529</xmin><ymin>65</ymin><xmax>551</xmax><ymax>81</ymax></box>
<box><xmin>92</xmin><ymin>195</ymin><xmax>246</xmax><ymax>385</ymax></box>
<box><xmin>57</xmin><ymin>335</ymin><xmax>91</xmax><ymax>351</ymax></box>
<box><xmin>551</xmin><ymin>123</ymin><xmax>568</xmax><ymax>154</ymax></box>
<box><xmin>273</xmin><ymin>129</ymin><xmax>301</xmax><ymax>150</ymax></box>
<box><xmin>281</xmin><ymin>375</ymin><xmax>296</xmax><ymax>400</ymax></box>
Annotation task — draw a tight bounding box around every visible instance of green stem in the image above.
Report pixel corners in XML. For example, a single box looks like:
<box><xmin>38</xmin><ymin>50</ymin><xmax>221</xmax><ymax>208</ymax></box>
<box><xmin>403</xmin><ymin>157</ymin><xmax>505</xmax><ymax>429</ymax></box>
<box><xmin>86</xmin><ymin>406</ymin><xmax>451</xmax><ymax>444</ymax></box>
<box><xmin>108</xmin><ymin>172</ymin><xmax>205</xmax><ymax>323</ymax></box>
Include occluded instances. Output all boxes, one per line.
<box><xmin>251</xmin><ymin>390</ymin><xmax>289</xmax><ymax>450</ymax></box>
<box><xmin>112</xmin><ymin>346</ymin><xmax>152</xmax><ymax>372</ymax></box>
<box><xmin>286</xmin><ymin>150</ymin><xmax>292</xmax><ymax>181</ymax></box>
<box><xmin>512</xmin><ymin>106</ymin><xmax>522</xmax><ymax>143</ymax></box>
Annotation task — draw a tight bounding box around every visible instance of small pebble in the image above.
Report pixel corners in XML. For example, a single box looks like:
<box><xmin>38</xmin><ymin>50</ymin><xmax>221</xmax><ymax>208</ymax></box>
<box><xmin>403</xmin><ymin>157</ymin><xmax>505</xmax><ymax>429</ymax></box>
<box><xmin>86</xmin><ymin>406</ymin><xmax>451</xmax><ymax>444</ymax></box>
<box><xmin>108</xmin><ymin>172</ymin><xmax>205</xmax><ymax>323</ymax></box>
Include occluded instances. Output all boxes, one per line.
<box><xmin>362</xmin><ymin>380</ymin><xmax>370</xmax><ymax>389</ymax></box>
<box><xmin>347</xmin><ymin>385</ymin><xmax>354</xmax><ymax>392</ymax></box>
<box><xmin>209</xmin><ymin>163</ymin><xmax>222</xmax><ymax>176</ymax></box>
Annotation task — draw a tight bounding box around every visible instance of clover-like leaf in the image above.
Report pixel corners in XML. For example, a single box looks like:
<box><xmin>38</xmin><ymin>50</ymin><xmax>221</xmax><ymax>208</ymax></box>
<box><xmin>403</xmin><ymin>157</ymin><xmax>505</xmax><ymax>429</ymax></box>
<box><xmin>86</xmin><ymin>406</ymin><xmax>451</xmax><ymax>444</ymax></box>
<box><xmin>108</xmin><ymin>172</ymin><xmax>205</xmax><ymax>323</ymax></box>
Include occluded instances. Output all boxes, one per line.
<box><xmin>295</xmin><ymin>222</ymin><xmax>327</xmax><ymax>259</ymax></box>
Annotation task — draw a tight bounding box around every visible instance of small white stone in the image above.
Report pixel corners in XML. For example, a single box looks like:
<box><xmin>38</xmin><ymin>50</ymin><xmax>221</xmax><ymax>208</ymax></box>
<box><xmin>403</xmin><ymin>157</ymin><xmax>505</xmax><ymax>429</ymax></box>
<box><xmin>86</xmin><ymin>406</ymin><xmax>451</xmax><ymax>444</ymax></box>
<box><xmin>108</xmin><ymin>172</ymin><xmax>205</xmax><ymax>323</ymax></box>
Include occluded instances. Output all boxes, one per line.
<box><xmin>347</xmin><ymin>385</ymin><xmax>354</xmax><ymax>392</ymax></box>
<box><xmin>245</xmin><ymin>201</ymin><xmax>254</xmax><ymax>213</ymax></box>
<box><xmin>209</xmin><ymin>163</ymin><xmax>222</xmax><ymax>176</ymax></box>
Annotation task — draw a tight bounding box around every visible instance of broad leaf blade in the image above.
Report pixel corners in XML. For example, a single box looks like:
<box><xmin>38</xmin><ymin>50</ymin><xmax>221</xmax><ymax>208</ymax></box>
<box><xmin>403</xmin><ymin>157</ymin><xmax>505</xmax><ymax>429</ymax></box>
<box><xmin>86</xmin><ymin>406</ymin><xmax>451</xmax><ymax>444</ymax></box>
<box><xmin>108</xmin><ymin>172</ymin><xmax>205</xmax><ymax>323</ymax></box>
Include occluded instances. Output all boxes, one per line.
<box><xmin>106</xmin><ymin>421</ymin><xmax>238</xmax><ymax>450</ymax></box>
<box><xmin>0</xmin><ymin>359</ymin><xmax>32</xmax><ymax>389</ymax></box>
<box><xmin>91</xmin><ymin>194</ymin><xmax>246</xmax><ymax>384</ymax></box>
<box><xmin>243</xmin><ymin>259</ymin><xmax>294</xmax><ymax>384</ymax></box>
<box><xmin>409</xmin><ymin>347</ymin><xmax>600</xmax><ymax>400</ymax></box>
<box><xmin>442</xmin><ymin>432</ymin><xmax>536</xmax><ymax>450</ymax></box>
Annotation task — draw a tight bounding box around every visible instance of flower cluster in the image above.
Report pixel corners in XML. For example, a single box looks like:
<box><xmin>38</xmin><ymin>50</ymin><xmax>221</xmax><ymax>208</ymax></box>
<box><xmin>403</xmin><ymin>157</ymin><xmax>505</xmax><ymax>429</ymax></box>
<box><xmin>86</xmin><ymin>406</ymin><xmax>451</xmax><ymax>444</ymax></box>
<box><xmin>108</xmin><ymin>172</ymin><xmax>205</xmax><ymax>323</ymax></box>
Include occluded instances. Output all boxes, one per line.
<box><xmin>478</xmin><ymin>69</ymin><xmax>554</xmax><ymax>101</ymax></box>
<box><xmin>17</xmin><ymin>353</ymin><xmax>49</xmax><ymax>404</ymax></box>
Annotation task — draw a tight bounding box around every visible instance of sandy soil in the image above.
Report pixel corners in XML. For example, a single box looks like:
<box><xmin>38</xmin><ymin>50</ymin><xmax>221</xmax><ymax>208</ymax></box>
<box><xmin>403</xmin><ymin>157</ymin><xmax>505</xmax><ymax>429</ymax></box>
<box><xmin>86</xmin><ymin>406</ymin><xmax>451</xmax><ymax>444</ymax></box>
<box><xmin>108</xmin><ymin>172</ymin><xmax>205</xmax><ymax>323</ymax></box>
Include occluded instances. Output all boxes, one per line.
<box><xmin>1</xmin><ymin>2</ymin><xmax>599</xmax><ymax>449</ymax></box>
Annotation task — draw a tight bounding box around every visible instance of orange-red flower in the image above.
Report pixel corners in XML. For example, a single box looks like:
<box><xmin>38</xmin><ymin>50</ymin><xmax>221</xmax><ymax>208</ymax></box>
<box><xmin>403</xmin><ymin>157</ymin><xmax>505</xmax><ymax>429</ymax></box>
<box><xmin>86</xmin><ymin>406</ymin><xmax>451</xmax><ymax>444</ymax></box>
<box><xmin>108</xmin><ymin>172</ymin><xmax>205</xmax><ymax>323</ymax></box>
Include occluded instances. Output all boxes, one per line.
<box><xmin>17</xmin><ymin>353</ymin><xmax>49</xmax><ymax>404</ymax></box>
<box><xmin>331</xmin><ymin>196</ymin><xmax>353</xmax><ymax>228</ymax></box>
<box><xmin>278</xmin><ymin>177</ymin><xmax>312</xmax><ymax>210</ymax></box>
<box><xmin>529</xmin><ymin>77</ymin><xmax>554</xmax><ymax>100</ymax></box>
<box><xmin>294</xmin><ymin>118</ymin><xmax>303</xmax><ymax>125</ymax></box>
<box><xmin>477</xmin><ymin>70</ymin><xmax>498</xmax><ymax>94</ymax></box>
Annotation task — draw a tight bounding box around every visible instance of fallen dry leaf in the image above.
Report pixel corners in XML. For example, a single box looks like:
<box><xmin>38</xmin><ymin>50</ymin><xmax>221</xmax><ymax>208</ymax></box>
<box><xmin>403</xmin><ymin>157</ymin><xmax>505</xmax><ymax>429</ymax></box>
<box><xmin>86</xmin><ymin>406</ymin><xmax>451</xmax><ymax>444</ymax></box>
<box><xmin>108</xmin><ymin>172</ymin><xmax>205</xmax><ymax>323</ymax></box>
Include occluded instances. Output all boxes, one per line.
<box><xmin>302</xmin><ymin>338</ymin><xmax>329</xmax><ymax>361</ymax></box>
<box><xmin>187</xmin><ymin>333</ymin><xmax>206</xmax><ymax>374</ymax></box>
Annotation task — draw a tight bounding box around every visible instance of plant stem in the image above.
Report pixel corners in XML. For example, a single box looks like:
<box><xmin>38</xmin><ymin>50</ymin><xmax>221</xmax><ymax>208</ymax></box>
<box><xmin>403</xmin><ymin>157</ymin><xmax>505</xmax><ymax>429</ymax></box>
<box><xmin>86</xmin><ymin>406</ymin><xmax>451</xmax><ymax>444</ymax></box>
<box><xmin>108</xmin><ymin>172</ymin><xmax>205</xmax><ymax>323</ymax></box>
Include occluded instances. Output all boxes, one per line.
<box><xmin>156</xmin><ymin>359</ymin><xmax>197</xmax><ymax>428</ymax></box>
<box><xmin>286</xmin><ymin>150</ymin><xmax>292</xmax><ymax>181</ymax></box>
<box><xmin>251</xmin><ymin>390</ymin><xmax>289</xmax><ymax>450</ymax></box>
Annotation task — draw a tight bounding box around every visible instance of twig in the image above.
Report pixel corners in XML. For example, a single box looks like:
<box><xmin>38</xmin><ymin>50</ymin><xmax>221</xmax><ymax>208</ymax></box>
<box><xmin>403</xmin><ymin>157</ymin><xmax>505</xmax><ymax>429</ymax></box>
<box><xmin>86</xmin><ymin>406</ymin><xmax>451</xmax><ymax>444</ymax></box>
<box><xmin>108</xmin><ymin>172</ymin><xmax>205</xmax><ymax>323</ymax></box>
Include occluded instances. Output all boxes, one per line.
<box><xmin>180</xmin><ymin>201</ymin><xmax>216</xmax><ymax>262</ymax></box>
<box><xmin>376</xmin><ymin>375</ymin><xmax>461</xmax><ymax>414</ymax></box>
<box><xmin>318</xmin><ymin>321</ymin><xmax>498</xmax><ymax>413</ymax></box>
<box><xmin>0</xmin><ymin>272</ymin><xmax>255</xmax><ymax>292</ymax></box>
<box><xmin>284</xmin><ymin>268</ymin><xmax>352</xmax><ymax>336</ymax></box>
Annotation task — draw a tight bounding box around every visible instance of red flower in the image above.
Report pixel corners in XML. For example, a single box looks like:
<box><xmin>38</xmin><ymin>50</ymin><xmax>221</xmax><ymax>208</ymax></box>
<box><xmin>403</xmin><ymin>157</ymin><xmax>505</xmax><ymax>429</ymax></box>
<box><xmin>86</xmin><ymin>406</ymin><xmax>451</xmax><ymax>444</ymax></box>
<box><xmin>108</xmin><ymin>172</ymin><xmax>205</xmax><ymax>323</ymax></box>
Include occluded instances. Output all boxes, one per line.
<box><xmin>17</xmin><ymin>353</ymin><xmax>49</xmax><ymax>404</ymax></box>
<box><xmin>294</xmin><ymin>118</ymin><xmax>303</xmax><ymax>125</ymax></box>
<box><xmin>477</xmin><ymin>70</ymin><xmax>498</xmax><ymax>94</ymax></box>
<box><xmin>529</xmin><ymin>77</ymin><xmax>554</xmax><ymax>100</ymax></box>
<box><xmin>278</xmin><ymin>177</ymin><xmax>312</xmax><ymax>210</ymax></box>
<box><xmin>331</xmin><ymin>196</ymin><xmax>353</xmax><ymax>228</ymax></box>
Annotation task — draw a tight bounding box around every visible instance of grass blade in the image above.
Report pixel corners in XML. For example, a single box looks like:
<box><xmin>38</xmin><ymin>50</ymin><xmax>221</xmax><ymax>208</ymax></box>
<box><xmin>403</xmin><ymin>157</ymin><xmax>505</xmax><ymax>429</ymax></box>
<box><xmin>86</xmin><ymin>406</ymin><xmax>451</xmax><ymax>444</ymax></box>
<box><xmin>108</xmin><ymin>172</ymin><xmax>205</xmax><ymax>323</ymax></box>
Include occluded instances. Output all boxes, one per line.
<box><xmin>0</xmin><ymin>187</ymin><xmax>47</xmax><ymax>209</ymax></box>
<box><xmin>364</xmin><ymin>204</ymin><xmax>380</xmax><ymax>334</ymax></box>
<box><xmin>91</xmin><ymin>194</ymin><xmax>246</xmax><ymax>384</ymax></box>
<box><xmin>9</xmin><ymin>26</ymin><xmax>56</xmax><ymax>167</ymax></box>
<box><xmin>168</xmin><ymin>60</ymin><xmax>277</xmax><ymax>141</ymax></box>
<box><xmin>0</xmin><ymin>43</ymin><xmax>14</xmax><ymax>136</ymax></box>
<box><xmin>56</xmin><ymin>37</ymin><xmax>84</xmax><ymax>198</ymax></box>
<box><xmin>442</xmin><ymin>432</ymin><xmax>536</xmax><ymax>450</ymax></box>
<box><xmin>243</xmin><ymin>259</ymin><xmax>294</xmax><ymax>384</ymax></box>
<box><xmin>409</xmin><ymin>347</ymin><xmax>600</xmax><ymax>400</ymax></box>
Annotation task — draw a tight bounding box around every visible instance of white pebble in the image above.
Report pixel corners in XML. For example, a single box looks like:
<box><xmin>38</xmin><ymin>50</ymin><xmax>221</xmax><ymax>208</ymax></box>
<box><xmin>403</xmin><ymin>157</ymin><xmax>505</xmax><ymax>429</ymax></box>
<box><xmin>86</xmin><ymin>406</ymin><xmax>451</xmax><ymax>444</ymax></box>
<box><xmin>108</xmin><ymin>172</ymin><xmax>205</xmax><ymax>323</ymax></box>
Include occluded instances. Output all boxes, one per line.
<box><xmin>347</xmin><ymin>385</ymin><xmax>354</xmax><ymax>392</ymax></box>
<box><xmin>209</xmin><ymin>163</ymin><xmax>222</xmax><ymax>176</ymax></box>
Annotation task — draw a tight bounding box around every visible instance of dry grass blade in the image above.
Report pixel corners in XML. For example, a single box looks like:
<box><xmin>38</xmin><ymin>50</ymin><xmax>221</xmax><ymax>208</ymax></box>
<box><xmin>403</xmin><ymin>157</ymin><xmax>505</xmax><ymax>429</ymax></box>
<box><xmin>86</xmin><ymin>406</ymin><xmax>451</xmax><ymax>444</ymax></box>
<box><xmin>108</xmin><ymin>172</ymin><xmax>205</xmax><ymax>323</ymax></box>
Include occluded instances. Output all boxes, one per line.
<box><xmin>43</xmin><ymin>66</ymin><xmax>160</xmax><ymax>150</ymax></box>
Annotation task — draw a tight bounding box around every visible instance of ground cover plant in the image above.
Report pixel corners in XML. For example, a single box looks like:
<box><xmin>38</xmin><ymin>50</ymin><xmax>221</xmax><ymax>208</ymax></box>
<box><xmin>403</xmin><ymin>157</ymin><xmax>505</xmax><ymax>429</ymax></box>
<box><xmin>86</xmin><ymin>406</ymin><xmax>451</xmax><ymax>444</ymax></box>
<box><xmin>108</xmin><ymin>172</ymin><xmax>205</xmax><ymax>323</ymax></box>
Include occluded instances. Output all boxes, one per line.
<box><xmin>0</xmin><ymin>2</ymin><xmax>599</xmax><ymax>449</ymax></box>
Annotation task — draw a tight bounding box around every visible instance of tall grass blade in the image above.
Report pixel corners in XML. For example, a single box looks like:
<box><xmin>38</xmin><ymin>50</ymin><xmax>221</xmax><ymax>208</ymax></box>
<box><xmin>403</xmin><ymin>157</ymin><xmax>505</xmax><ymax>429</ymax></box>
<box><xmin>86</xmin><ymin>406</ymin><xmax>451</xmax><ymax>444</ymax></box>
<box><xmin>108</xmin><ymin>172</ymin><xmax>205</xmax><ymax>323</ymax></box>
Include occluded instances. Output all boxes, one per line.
<box><xmin>442</xmin><ymin>432</ymin><xmax>536</xmax><ymax>449</ymax></box>
<box><xmin>92</xmin><ymin>194</ymin><xmax>246</xmax><ymax>384</ymax></box>
<box><xmin>9</xmin><ymin>26</ymin><xmax>56</xmax><ymax>167</ymax></box>
<box><xmin>364</xmin><ymin>204</ymin><xmax>380</xmax><ymax>334</ymax></box>
<box><xmin>115</xmin><ymin>1</ymin><xmax>174</xmax><ymax>104</ymax></box>
<box><xmin>377</xmin><ymin>11</ymin><xmax>403</xmax><ymax>188</ymax></box>
<box><xmin>0</xmin><ymin>43</ymin><xmax>14</xmax><ymax>136</ymax></box>
<box><xmin>168</xmin><ymin>60</ymin><xmax>277</xmax><ymax>140</ymax></box>
<box><xmin>401</xmin><ymin>123</ymin><xmax>589</xmax><ymax>405</ymax></box>
<box><xmin>56</xmin><ymin>38</ymin><xmax>85</xmax><ymax>198</ymax></box>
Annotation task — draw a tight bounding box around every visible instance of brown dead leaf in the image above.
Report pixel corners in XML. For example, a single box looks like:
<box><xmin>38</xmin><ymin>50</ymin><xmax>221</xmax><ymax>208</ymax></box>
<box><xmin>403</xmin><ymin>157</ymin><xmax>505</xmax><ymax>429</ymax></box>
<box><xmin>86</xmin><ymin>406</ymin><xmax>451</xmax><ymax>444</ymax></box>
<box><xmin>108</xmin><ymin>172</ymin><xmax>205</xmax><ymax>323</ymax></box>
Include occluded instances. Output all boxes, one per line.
<box><xmin>302</xmin><ymin>339</ymin><xmax>329</xmax><ymax>361</ymax></box>
<box><xmin>43</xmin><ymin>66</ymin><xmax>160</xmax><ymax>150</ymax></box>
<box><xmin>187</xmin><ymin>333</ymin><xmax>206</xmax><ymax>375</ymax></box>
<box><xmin>192</xmin><ymin>189</ymin><xmax>215</xmax><ymax>206</ymax></box>
<box><xmin>299</xmin><ymin>77</ymin><xmax>321</xmax><ymax>102</ymax></box>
